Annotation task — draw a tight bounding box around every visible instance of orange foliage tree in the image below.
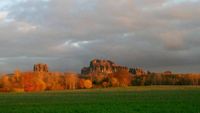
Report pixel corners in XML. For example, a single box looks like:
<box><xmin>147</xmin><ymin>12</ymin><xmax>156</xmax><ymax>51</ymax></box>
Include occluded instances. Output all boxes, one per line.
<box><xmin>79</xmin><ymin>79</ymin><xmax>85</xmax><ymax>89</ymax></box>
<box><xmin>83</xmin><ymin>79</ymin><xmax>93</xmax><ymax>89</ymax></box>
<box><xmin>0</xmin><ymin>75</ymin><xmax>12</xmax><ymax>92</ymax></box>
<box><xmin>64</xmin><ymin>72</ymin><xmax>79</xmax><ymax>90</ymax></box>
<box><xmin>110</xmin><ymin>70</ymin><xmax>132</xmax><ymax>87</ymax></box>
<box><xmin>10</xmin><ymin>70</ymin><xmax>24</xmax><ymax>92</ymax></box>
<box><xmin>44</xmin><ymin>72</ymin><xmax>64</xmax><ymax>90</ymax></box>
<box><xmin>110</xmin><ymin>77</ymin><xmax>119</xmax><ymax>87</ymax></box>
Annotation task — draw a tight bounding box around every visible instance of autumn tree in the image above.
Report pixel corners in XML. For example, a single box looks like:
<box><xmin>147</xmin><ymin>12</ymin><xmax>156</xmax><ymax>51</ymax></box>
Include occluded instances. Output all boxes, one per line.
<box><xmin>23</xmin><ymin>72</ymin><xmax>37</xmax><ymax>92</ymax></box>
<box><xmin>84</xmin><ymin>79</ymin><xmax>93</xmax><ymax>89</ymax></box>
<box><xmin>0</xmin><ymin>75</ymin><xmax>12</xmax><ymax>92</ymax></box>
<box><xmin>111</xmin><ymin>70</ymin><xmax>132</xmax><ymax>87</ymax></box>
<box><xmin>10</xmin><ymin>69</ymin><xmax>25</xmax><ymax>92</ymax></box>
<box><xmin>92</xmin><ymin>74</ymin><xmax>105</xmax><ymax>85</ymax></box>
<box><xmin>110</xmin><ymin>77</ymin><xmax>119</xmax><ymax>87</ymax></box>
<box><xmin>33</xmin><ymin>78</ymin><xmax>46</xmax><ymax>91</ymax></box>
<box><xmin>79</xmin><ymin>79</ymin><xmax>85</xmax><ymax>89</ymax></box>
<box><xmin>64</xmin><ymin>72</ymin><xmax>79</xmax><ymax>90</ymax></box>
<box><xmin>44</xmin><ymin>72</ymin><xmax>64</xmax><ymax>90</ymax></box>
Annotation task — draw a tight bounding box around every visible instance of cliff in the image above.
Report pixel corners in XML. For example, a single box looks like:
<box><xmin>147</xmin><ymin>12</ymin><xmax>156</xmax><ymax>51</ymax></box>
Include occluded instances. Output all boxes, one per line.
<box><xmin>81</xmin><ymin>59</ymin><xmax>129</xmax><ymax>75</ymax></box>
<box><xmin>33</xmin><ymin>63</ymin><xmax>48</xmax><ymax>72</ymax></box>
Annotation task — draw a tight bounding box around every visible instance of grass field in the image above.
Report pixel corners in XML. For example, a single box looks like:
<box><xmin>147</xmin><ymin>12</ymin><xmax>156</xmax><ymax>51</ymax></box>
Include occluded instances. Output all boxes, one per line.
<box><xmin>0</xmin><ymin>86</ymin><xmax>200</xmax><ymax>113</ymax></box>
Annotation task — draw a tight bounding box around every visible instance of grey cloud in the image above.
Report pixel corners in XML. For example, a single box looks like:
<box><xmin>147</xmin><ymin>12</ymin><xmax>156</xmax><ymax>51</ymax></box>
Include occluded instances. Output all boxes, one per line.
<box><xmin>0</xmin><ymin>0</ymin><xmax>200</xmax><ymax>73</ymax></box>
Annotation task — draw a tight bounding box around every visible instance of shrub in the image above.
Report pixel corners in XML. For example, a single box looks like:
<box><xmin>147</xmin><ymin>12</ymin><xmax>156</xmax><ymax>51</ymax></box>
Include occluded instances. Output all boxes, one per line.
<box><xmin>84</xmin><ymin>79</ymin><xmax>92</xmax><ymax>89</ymax></box>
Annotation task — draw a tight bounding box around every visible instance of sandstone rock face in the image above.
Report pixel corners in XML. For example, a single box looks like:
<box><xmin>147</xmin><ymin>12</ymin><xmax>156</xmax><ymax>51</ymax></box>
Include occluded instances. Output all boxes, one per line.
<box><xmin>33</xmin><ymin>64</ymin><xmax>48</xmax><ymax>72</ymax></box>
<box><xmin>164</xmin><ymin>71</ymin><xmax>172</xmax><ymax>75</ymax></box>
<box><xmin>129</xmin><ymin>68</ymin><xmax>146</xmax><ymax>75</ymax></box>
<box><xmin>81</xmin><ymin>59</ymin><xmax>129</xmax><ymax>75</ymax></box>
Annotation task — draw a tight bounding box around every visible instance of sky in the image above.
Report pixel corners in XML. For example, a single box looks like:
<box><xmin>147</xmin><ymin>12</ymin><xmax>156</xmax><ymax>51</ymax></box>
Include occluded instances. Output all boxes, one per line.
<box><xmin>0</xmin><ymin>0</ymin><xmax>200</xmax><ymax>73</ymax></box>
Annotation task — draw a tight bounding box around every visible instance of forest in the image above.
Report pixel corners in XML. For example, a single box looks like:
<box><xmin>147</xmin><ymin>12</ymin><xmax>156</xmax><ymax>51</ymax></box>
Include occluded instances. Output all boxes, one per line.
<box><xmin>0</xmin><ymin>68</ymin><xmax>200</xmax><ymax>92</ymax></box>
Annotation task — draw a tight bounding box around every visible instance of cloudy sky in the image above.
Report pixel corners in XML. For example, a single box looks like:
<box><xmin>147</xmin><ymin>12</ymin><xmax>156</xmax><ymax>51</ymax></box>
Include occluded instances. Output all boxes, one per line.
<box><xmin>0</xmin><ymin>0</ymin><xmax>200</xmax><ymax>73</ymax></box>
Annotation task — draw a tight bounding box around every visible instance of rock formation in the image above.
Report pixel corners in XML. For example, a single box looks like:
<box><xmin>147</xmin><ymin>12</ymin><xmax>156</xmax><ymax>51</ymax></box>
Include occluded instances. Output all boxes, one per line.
<box><xmin>164</xmin><ymin>71</ymin><xmax>172</xmax><ymax>75</ymax></box>
<box><xmin>81</xmin><ymin>59</ymin><xmax>129</xmax><ymax>75</ymax></box>
<box><xmin>129</xmin><ymin>68</ymin><xmax>146</xmax><ymax>75</ymax></box>
<box><xmin>33</xmin><ymin>63</ymin><xmax>48</xmax><ymax>72</ymax></box>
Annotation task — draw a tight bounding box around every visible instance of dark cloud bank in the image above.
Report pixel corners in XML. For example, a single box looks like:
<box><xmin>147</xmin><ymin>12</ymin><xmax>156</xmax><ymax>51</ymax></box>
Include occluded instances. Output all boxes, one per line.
<box><xmin>0</xmin><ymin>0</ymin><xmax>200</xmax><ymax>73</ymax></box>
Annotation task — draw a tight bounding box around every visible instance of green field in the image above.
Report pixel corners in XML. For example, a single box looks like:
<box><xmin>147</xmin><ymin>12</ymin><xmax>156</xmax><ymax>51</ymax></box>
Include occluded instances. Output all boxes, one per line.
<box><xmin>0</xmin><ymin>86</ymin><xmax>200</xmax><ymax>113</ymax></box>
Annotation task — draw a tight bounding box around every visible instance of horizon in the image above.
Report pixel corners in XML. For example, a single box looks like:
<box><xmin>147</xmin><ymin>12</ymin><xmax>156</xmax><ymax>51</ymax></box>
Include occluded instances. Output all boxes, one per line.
<box><xmin>1</xmin><ymin>59</ymin><xmax>200</xmax><ymax>75</ymax></box>
<box><xmin>0</xmin><ymin>0</ymin><xmax>200</xmax><ymax>73</ymax></box>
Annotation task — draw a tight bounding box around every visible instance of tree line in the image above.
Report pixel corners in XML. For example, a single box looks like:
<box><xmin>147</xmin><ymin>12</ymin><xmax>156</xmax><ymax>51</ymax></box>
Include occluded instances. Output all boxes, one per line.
<box><xmin>0</xmin><ymin>70</ymin><xmax>92</xmax><ymax>92</ymax></box>
<box><xmin>0</xmin><ymin>70</ymin><xmax>200</xmax><ymax>92</ymax></box>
